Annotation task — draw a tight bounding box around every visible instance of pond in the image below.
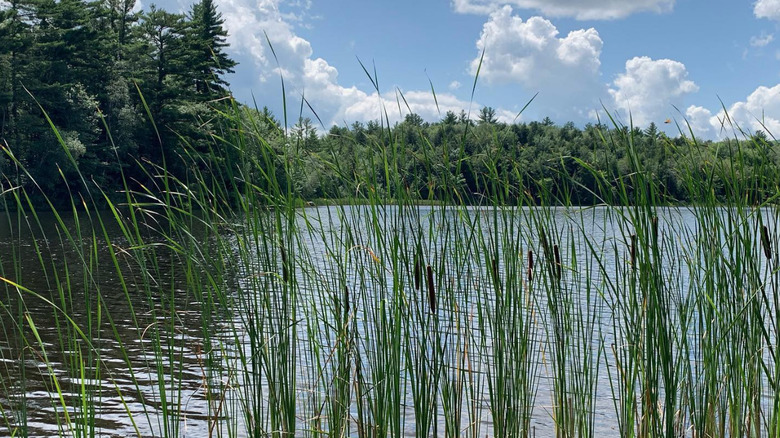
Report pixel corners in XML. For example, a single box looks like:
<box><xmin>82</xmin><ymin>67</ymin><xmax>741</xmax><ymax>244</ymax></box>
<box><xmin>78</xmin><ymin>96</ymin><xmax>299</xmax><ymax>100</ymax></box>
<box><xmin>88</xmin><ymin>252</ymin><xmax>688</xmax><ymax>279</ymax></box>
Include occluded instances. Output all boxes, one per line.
<box><xmin>0</xmin><ymin>204</ymin><xmax>778</xmax><ymax>437</ymax></box>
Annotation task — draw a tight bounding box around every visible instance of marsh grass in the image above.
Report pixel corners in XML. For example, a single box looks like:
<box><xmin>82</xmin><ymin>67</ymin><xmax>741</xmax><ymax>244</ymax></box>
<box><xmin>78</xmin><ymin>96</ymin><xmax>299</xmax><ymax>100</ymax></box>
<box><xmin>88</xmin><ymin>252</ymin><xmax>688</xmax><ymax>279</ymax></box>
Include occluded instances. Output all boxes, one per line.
<box><xmin>0</xmin><ymin>78</ymin><xmax>779</xmax><ymax>438</ymax></box>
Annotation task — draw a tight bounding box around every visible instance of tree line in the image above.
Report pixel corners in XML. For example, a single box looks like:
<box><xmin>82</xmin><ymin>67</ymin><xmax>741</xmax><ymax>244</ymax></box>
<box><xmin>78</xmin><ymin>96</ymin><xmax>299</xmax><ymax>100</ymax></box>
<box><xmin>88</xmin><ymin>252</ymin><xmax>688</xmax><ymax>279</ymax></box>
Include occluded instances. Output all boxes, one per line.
<box><xmin>0</xmin><ymin>0</ymin><xmax>777</xmax><ymax>207</ymax></box>
<box><xmin>275</xmin><ymin>108</ymin><xmax>779</xmax><ymax>205</ymax></box>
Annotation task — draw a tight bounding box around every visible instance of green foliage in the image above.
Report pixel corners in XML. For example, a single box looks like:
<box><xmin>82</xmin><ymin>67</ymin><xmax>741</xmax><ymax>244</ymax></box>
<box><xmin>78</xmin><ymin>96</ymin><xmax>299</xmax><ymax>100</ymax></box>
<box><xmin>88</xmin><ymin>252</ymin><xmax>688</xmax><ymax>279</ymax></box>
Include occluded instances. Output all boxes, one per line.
<box><xmin>0</xmin><ymin>0</ymin><xmax>236</xmax><ymax>204</ymax></box>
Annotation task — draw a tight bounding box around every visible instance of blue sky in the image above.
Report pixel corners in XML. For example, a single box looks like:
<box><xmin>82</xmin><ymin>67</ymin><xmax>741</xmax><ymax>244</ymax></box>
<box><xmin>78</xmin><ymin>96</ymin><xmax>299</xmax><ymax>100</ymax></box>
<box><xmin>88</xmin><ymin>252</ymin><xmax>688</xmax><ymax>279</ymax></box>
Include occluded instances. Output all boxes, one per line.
<box><xmin>156</xmin><ymin>0</ymin><xmax>780</xmax><ymax>138</ymax></box>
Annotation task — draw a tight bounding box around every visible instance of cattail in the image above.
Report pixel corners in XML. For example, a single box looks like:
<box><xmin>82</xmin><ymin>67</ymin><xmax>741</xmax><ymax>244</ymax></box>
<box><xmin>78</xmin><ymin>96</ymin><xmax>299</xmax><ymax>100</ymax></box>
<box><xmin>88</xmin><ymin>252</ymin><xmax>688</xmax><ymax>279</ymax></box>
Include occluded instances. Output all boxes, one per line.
<box><xmin>426</xmin><ymin>265</ymin><xmax>436</xmax><ymax>313</ymax></box>
<box><xmin>344</xmin><ymin>285</ymin><xmax>350</xmax><ymax>315</ymax></box>
<box><xmin>630</xmin><ymin>234</ymin><xmax>637</xmax><ymax>268</ymax></box>
<box><xmin>527</xmin><ymin>249</ymin><xmax>534</xmax><ymax>282</ymax></box>
<box><xmin>414</xmin><ymin>255</ymin><xmax>422</xmax><ymax>291</ymax></box>
<box><xmin>279</xmin><ymin>240</ymin><xmax>289</xmax><ymax>282</ymax></box>
<box><xmin>761</xmin><ymin>225</ymin><xmax>772</xmax><ymax>260</ymax></box>
<box><xmin>553</xmin><ymin>244</ymin><xmax>561</xmax><ymax>280</ymax></box>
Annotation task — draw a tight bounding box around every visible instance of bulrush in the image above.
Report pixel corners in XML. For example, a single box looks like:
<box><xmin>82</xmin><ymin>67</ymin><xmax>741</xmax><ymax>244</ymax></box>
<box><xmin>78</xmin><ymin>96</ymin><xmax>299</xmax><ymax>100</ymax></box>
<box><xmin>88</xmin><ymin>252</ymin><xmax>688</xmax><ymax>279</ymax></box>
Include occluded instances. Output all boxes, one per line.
<box><xmin>426</xmin><ymin>265</ymin><xmax>436</xmax><ymax>313</ymax></box>
<box><xmin>630</xmin><ymin>234</ymin><xmax>637</xmax><ymax>268</ymax></box>
<box><xmin>761</xmin><ymin>225</ymin><xmax>772</xmax><ymax>260</ymax></box>
<box><xmin>553</xmin><ymin>244</ymin><xmax>561</xmax><ymax>280</ymax></box>
<box><xmin>527</xmin><ymin>250</ymin><xmax>534</xmax><ymax>282</ymax></box>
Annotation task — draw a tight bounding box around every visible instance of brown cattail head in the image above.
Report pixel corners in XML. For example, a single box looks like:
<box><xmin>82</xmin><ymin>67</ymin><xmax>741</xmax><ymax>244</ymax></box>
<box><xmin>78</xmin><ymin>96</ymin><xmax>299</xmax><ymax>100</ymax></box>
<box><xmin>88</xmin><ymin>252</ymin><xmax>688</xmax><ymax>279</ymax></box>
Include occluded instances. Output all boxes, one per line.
<box><xmin>630</xmin><ymin>234</ymin><xmax>637</xmax><ymax>268</ymax></box>
<box><xmin>762</xmin><ymin>225</ymin><xmax>773</xmax><ymax>260</ymax></box>
<box><xmin>527</xmin><ymin>250</ymin><xmax>534</xmax><ymax>282</ymax></box>
<box><xmin>426</xmin><ymin>265</ymin><xmax>436</xmax><ymax>313</ymax></box>
<box><xmin>414</xmin><ymin>255</ymin><xmax>422</xmax><ymax>291</ymax></box>
<box><xmin>344</xmin><ymin>285</ymin><xmax>350</xmax><ymax>315</ymax></box>
<box><xmin>279</xmin><ymin>240</ymin><xmax>289</xmax><ymax>282</ymax></box>
<box><xmin>553</xmin><ymin>244</ymin><xmax>561</xmax><ymax>280</ymax></box>
<box><xmin>491</xmin><ymin>258</ymin><xmax>503</xmax><ymax>293</ymax></box>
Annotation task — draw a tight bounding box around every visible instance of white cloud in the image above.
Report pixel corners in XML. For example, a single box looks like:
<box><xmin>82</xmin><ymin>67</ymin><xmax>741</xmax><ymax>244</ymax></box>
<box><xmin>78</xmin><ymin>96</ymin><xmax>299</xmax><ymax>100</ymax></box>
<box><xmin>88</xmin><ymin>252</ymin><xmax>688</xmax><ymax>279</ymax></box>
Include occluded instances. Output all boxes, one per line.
<box><xmin>608</xmin><ymin>56</ymin><xmax>698</xmax><ymax>128</ymax></box>
<box><xmin>684</xmin><ymin>105</ymin><xmax>718</xmax><ymax>139</ymax></box>
<box><xmin>677</xmin><ymin>86</ymin><xmax>780</xmax><ymax>140</ymax></box>
<box><xmin>750</xmin><ymin>33</ymin><xmax>774</xmax><ymax>47</ymax></box>
<box><xmin>452</xmin><ymin>0</ymin><xmax>674</xmax><ymax>20</ymax></box>
<box><xmin>449</xmin><ymin>80</ymin><xmax>462</xmax><ymax>90</ymax></box>
<box><xmin>717</xmin><ymin>84</ymin><xmax>780</xmax><ymax>137</ymax></box>
<box><xmin>755</xmin><ymin>0</ymin><xmax>780</xmax><ymax>21</ymax></box>
<box><xmin>215</xmin><ymin>0</ymin><xmax>489</xmax><ymax>127</ymax></box>
<box><xmin>470</xmin><ymin>6</ymin><xmax>604</xmax><ymax>117</ymax></box>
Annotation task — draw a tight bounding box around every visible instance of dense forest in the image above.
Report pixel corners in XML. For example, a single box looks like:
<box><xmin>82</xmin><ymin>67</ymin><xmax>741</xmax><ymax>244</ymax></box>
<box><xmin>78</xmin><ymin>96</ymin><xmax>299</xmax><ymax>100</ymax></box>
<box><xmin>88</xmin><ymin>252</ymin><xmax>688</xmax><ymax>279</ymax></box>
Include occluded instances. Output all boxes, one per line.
<box><xmin>0</xmin><ymin>0</ymin><xmax>778</xmax><ymax>206</ymax></box>
<box><xmin>0</xmin><ymin>0</ymin><xmax>236</xmax><ymax>200</ymax></box>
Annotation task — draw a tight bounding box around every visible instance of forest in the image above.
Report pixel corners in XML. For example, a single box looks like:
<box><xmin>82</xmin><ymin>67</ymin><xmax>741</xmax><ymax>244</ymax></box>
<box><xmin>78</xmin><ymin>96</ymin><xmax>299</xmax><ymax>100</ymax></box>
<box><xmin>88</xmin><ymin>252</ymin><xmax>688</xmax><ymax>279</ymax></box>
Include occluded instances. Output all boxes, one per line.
<box><xmin>0</xmin><ymin>0</ymin><xmax>778</xmax><ymax>206</ymax></box>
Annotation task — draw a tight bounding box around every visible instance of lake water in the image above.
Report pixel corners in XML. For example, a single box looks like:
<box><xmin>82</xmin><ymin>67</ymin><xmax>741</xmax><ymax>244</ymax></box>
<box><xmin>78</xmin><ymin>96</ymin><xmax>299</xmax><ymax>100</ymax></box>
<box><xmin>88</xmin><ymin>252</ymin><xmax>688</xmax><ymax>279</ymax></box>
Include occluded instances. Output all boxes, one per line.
<box><xmin>0</xmin><ymin>204</ymin><xmax>777</xmax><ymax>437</ymax></box>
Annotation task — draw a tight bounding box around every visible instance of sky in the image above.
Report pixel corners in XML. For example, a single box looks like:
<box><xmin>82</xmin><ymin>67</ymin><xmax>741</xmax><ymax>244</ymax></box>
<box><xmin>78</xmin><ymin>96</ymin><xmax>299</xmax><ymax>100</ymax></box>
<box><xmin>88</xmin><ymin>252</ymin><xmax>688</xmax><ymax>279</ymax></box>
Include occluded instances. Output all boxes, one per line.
<box><xmin>155</xmin><ymin>0</ymin><xmax>780</xmax><ymax>139</ymax></box>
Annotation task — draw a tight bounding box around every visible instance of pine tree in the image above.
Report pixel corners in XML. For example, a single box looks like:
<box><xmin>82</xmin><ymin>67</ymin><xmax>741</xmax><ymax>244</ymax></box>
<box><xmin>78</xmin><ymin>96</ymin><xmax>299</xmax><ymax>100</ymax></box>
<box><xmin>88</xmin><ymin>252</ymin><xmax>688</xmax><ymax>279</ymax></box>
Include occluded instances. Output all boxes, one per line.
<box><xmin>0</xmin><ymin>0</ymin><xmax>36</xmax><ymax>155</ymax></box>
<box><xmin>187</xmin><ymin>0</ymin><xmax>236</xmax><ymax>98</ymax></box>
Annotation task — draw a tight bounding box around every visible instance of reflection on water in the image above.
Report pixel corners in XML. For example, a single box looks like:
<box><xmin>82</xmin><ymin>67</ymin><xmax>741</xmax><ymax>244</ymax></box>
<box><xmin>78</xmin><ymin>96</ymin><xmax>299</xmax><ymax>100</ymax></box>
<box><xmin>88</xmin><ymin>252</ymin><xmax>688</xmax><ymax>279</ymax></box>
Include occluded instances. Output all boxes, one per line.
<box><xmin>0</xmin><ymin>205</ymin><xmax>777</xmax><ymax>437</ymax></box>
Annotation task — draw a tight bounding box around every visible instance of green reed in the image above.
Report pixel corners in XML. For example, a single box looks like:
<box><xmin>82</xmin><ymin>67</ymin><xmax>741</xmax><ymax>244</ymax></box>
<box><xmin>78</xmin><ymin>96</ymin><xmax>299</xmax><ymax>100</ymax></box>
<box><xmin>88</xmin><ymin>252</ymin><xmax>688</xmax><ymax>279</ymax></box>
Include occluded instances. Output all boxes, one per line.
<box><xmin>2</xmin><ymin>80</ymin><xmax>780</xmax><ymax>438</ymax></box>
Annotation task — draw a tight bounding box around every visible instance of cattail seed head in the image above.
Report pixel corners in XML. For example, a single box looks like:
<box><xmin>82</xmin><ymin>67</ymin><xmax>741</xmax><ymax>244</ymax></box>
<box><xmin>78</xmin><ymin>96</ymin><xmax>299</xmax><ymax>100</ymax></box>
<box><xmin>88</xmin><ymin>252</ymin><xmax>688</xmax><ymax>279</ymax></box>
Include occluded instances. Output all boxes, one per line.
<box><xmin>344</xmin><ymin>285</ymin><xmax>350</xmax><ymax>315</ymax></box>
<box><xmin>553</xmin><ymin>244</ymin><xmax>561</xmax><ymax>280</ymax></box>
<box><xmin>279</xmin><ymin>241</ymin><xmax>289</xmax><ymax>282</ymax></box>
<box><xmin>426</xmin><ymin>265</ymin><xmax>436</xmax><ymax>313</ymax></box>
<box><xmin>414</xmin><ymin>255</ymin><xmax>422</xmax><ymax>291</ymax></box>
<box><xmin>630</xmin><ymin>234</ymin><xmax>637</xmax><ymax>268</ymax></box>
<box><xmin>527</xmin><ymin>250</ymin><xmax>534</xmax><ymax>282</ymax></box>
<box><xmin>762</xmin><ymin>225</ymin><xmax>772</xmax><ymax>260</ymax></box>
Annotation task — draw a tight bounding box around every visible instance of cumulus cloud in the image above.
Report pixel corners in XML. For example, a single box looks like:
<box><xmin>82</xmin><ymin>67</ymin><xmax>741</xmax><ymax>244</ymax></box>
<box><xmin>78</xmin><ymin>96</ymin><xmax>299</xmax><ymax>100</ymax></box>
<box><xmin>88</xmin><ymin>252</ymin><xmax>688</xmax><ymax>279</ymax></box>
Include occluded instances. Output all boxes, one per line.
<box><xmin>470</xmin><ymin>6</ymin><xmax>604</xmax><ymax>117</ymax></box>
<box><xmin>449</xmin><ymin>80</ymin><xmax>462</xmax><ymax>90</ymax></box>
<box><xmin>750</xmin><ymin>33</ymin><xmax>774</xmax><ymax>47</ymax></box>
<box><xmin>677</xmin><ymin>86</ymin><xmax>780</xmax><ymax>140</ymax></box>
<box><xmin>718</xmin><ymin>84</ymin><xmax>780</xmax><ymax>137</ymax></box>
<box><xmin>755</xmin><ymin>0</ymin><xmax>780</xmax><ymax>21</ymax></box>
<box><xmin>608</xmin><ymin>56</ymin><xmax>698</xmax><ymax>128</ymax></box>
<box><xmin>215</xmin><ymin>0</ymin><xmax>485</xmax><ymax>126</ymax></box>
<box><xmin>684</xmin><ymin>105</ymin><xmax>718</xmax><ymax>139</ymax></box>
<box><xmin>452</xmin><ymin>0</ymin><xmax>675</xmax><ymax>20</ymax></box>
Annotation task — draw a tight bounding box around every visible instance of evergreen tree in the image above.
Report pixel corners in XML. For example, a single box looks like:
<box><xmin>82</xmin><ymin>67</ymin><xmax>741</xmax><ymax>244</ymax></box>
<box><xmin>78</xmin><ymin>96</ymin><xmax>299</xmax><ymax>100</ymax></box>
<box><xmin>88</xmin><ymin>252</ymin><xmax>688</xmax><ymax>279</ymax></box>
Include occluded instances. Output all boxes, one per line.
<box><xmin>0</xmin><ymin>0</ymin><xmax>37</xmax><ymax>156</ymax></box>
<box><xmin>478</xmin><ymin>106</ymin><xmax>497</xmax><ymax>125</ymax></box>
<box><xmin>187</xmin><ymin>0</ymin><xmax>236</xmax><ymax>97</ymax></box>
<box><xmin>134</xmin><ymin>5</ymin><xmax>190</xmax><ymax>159</ymax></box>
